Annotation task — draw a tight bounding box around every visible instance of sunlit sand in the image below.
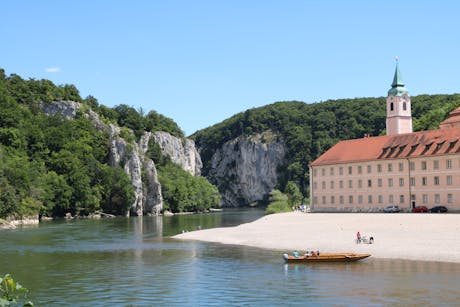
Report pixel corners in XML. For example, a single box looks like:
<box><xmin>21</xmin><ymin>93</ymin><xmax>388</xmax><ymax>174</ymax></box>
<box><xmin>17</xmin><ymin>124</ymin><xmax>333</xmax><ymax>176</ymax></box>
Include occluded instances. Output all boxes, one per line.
<box><xmin>174</xmin><ymin>212</ymin><xmax>460</xmax><ymax>263</ymax></box>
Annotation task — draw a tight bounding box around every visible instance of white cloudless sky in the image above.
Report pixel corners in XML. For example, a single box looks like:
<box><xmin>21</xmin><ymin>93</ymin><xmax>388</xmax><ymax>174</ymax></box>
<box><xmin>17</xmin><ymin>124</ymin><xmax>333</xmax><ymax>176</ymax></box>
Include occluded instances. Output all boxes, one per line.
<box><xmin>2</xmin><ymin>0</ymin><xmax>460</xmax><ymax>135</ymax></box>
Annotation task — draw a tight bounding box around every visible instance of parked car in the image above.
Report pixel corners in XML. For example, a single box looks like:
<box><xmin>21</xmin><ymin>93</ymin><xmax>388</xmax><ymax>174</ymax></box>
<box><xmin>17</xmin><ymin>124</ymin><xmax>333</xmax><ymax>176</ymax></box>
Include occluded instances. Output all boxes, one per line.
<box><xmin>412</xmin><ymin>206</ymin><xmax>428</xmax><ymax>213</ymax></box>
<box><xmin>429</xmin><ymin>206</ymin><xmax>448</xmax><ymax>213</ymax></box>
<box><xmin>383</xmin><ymin>205</ymin><xmax>400</xmax><ymax>213</ymax></box>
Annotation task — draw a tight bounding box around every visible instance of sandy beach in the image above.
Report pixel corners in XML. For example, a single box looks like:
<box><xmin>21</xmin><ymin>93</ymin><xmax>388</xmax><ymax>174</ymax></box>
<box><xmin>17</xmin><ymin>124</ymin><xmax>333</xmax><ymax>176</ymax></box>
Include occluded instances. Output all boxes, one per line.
<box><xmin>173</xmin><ymin>212</ymin><xmax>460</xmax><ymax>263</ymax></box>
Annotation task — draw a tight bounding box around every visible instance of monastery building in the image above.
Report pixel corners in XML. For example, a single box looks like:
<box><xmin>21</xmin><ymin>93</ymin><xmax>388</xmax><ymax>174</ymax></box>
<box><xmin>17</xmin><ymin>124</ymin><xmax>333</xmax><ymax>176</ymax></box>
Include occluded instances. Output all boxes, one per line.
<box><xmin>309</xmin><ymin>63</ymin><xmax>460</xmax><ymax>212</ymax></box>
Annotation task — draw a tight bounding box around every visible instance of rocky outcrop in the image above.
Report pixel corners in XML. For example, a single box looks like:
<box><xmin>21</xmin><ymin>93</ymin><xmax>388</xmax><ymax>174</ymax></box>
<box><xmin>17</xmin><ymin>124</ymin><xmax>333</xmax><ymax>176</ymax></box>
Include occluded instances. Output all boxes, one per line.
<box><xmin>208</xmin><ymin>131</ymin><xmax>286</xmax><ymax>207</ymax></box>
<box><xmin>41</xmin><ymin>101</ymin><xmax>163</xmax><ymax>216</ymax></box>
<box><xmin>152</xmin><ymin>131</ymin><xmax>202</xmax><ymax>176</ymax></box>
<box><xmin>41</xmin><ymin>101</ymin><xmax>81</xmax><ymax>120</ymax></box>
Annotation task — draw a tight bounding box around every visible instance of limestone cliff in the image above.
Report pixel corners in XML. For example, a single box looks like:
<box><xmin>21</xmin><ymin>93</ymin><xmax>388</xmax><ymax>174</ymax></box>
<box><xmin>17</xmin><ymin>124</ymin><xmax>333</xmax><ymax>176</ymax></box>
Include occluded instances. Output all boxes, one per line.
<box><xmin>152</xmin><ymin>131</ymin><xmax>202</xmax><ymax>176</ymax></box>
<box><xmin>41</xmin><ymin>101</ymin><xmax>163</xmax><ymax>216</ymax></box>
<box><xmin>207</xmin><ymin>131</ymin><xmax>286</xmax><ymax>207</ymax></box>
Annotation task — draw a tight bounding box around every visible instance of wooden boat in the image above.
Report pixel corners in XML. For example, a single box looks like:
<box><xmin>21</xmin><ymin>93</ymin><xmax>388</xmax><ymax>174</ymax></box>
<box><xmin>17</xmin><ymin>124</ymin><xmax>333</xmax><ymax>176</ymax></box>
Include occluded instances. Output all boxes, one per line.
<box><xmin>283</xmin><ymin>252</ymin><xmax>370</xmax><ymax>263</ymax></box>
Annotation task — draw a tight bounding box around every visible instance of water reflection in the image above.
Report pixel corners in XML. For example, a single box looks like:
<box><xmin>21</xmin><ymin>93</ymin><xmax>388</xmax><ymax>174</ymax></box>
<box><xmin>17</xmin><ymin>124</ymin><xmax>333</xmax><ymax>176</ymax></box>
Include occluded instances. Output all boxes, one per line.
<box><xmin>1</xmin><ymin>210</ymin><xmax>460</xmax><ymax>306</ymax></box>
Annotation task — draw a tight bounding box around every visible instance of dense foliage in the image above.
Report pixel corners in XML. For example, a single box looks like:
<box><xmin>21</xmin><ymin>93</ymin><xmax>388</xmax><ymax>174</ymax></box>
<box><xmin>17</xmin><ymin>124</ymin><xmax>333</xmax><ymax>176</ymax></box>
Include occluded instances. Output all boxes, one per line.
<box><xmin>265</xmin><ymin>189</ymin><xmax>290</xmax><ymax>214</ymax></box>
<box><xmin>147</xmin><ymin>142</ymin><xmax>221</xmax><ymax>213</ymax></box>
<box><xmin>193</xmin><ymin>94</ymin><xmax>460</xmax><ymax>199</ymax></box>
<box><xmin>0</xmin><ymin>69</ymin><xmax>187</xmax><ymax>218</ymax></box>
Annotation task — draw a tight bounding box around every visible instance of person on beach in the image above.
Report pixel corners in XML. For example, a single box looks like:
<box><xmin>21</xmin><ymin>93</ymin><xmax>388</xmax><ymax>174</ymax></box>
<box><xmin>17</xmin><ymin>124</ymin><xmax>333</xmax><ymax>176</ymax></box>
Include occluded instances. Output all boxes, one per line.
<box><xmin>356</xmin><ymin>231</ymin><xmax>361</xmax><ymax>243</ymax></box>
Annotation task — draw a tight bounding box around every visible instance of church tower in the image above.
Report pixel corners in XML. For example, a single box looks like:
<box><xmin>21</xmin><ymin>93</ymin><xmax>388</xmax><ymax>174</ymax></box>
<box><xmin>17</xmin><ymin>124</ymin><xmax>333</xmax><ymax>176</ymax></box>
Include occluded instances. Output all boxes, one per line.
<box><xmin>386</xmin><ymin>61</ymin><xmax>412</xmax><ymax>135</ymax></box>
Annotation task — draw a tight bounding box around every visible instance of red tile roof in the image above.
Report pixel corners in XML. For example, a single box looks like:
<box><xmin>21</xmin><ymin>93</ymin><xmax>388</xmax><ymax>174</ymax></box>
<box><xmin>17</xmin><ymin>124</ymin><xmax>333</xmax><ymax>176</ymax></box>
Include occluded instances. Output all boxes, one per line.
<box><xmin>439</xmin><ymin>107</ymin><xmax>460</xmax><ymax>129</ymax></box>
<box><xmin>310</xmin><ymin>127</ymin><xmax>460</xmax><ymax>166</ymax></box>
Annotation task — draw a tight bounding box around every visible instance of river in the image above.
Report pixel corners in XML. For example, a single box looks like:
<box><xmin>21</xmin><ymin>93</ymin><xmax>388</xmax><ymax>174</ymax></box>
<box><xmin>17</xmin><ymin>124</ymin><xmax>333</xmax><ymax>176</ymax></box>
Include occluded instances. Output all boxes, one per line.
<box><xmin>1</xmin><ymin>209</ymin><xmax>459</xmax><ymax>306</ymax></box>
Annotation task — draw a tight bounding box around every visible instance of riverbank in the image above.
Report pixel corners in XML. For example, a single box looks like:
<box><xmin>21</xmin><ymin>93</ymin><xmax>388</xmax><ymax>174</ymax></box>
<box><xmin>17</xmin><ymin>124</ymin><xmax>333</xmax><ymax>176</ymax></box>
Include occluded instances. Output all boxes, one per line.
<box><xmin>173</xmin><ymin>212</ymin><xmax>460</xmax><ymax>263</ymax></box>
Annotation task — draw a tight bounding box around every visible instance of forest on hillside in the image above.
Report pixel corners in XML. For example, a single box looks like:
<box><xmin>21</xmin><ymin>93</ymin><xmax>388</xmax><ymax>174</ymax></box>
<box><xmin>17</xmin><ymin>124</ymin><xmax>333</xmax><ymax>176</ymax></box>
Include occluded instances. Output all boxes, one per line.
<box><xmin>192</xmin><ymin>94</ymin><xmax>460</xmax><ymax>197</ymax></box>
<box><xmin>1</xmin><ymin>68</ymin><xmax>459</xmax><ymax>218</ymax></box>
<box><xmin>0</xmin><ymin>69</ymin><xmax>219</xmax><ymax>219</ymax></box>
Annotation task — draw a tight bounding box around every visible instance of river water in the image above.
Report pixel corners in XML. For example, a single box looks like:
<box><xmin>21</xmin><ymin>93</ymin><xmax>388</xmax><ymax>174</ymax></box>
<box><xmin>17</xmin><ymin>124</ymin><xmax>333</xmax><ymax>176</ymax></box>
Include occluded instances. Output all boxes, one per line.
<box><xmin>1</xmin><ymin>209</ymin><xmax>459</xmax><ymax>306</ymax></box>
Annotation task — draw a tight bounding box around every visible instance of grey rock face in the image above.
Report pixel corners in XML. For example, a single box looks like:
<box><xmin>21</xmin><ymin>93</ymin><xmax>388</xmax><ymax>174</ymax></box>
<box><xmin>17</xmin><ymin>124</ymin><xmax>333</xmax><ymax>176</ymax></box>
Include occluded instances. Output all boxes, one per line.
<box><xmin>208</xmin><ymin>131</ymin><xmax>286</xmax><ymax>207</ymax></box>
<box><xmin>152</xmin><ymin>131</ymin><xmax>202</xmax><ymax>176</ymax></box>
<box><xmin>41</xmin><ymin>101</ymin><xmax>81</xmax><ymax>120</ymax></box>
<box><xmin>42</xmin><ymin>101</ymin><xmax>163</xmax><ymax>216</ymax></box>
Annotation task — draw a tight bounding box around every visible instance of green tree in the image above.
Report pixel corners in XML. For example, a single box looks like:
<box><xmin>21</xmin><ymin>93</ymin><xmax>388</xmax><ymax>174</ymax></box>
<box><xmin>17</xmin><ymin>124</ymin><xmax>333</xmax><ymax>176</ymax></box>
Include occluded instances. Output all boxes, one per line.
<box><xmin>265</xmin><ymin>189</ymin><xmax>290</xmax><ymax>214</ymax></box>
<box><xmin>285</xmin><ymin>181</ymin><xmax>303</xmax><ymax>208</ymax></box>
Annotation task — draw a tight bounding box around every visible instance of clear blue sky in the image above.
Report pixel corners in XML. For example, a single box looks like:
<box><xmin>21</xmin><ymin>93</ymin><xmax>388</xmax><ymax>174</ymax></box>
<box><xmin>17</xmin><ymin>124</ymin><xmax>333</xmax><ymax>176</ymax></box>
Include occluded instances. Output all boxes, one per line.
<box><xmin>3</xmin><ymin>1</ymin><xmax>460</xmax><ymax>135</ymax></box>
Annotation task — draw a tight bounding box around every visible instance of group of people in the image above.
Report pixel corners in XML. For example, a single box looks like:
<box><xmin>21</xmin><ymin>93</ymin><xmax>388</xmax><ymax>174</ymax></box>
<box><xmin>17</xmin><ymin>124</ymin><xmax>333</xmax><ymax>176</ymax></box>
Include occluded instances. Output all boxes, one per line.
<box><xmin>292</xmin><ymin>249</ymin><xmax>320</xmax><ymax>258</ymax></box>
<box><xmin>356</xmin><ymin>231</ymin><xmax>374</xmax><ymax>244</ymax></box>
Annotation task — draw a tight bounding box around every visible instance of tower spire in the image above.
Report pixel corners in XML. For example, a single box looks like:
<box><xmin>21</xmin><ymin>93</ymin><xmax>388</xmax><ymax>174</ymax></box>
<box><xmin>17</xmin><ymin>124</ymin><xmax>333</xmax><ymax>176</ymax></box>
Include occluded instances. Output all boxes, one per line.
<box><xmin>388</xmin><ymin>59</ymin><xmax>408</xmax><ymax>96</ymax></box>
<box><xmin>386</xmin><ymin>58</ymin><xmax>412</xmax><ymax>135</ymax></box>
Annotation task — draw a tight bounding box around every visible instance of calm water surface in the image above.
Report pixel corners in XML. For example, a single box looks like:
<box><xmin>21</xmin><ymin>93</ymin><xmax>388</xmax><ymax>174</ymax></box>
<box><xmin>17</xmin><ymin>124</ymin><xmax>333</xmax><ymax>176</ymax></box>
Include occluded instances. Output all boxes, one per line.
<box><xmin>1</xmin><ymin>209</ymin><xmax>459</xmax><ymax>306</ymax></box>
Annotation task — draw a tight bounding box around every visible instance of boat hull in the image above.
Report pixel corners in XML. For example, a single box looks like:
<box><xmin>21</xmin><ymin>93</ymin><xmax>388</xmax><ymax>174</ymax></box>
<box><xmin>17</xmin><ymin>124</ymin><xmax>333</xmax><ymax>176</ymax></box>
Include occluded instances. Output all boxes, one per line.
<box><xmin>283</xmin><ymin>253</ymin><xmax>370</xmax><ymax>263</ymax></box>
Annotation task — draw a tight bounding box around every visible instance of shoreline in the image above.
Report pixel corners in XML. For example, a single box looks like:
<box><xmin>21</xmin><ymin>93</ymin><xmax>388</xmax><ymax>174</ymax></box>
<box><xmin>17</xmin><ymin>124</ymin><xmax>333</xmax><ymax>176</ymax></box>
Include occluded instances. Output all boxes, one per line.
<box><xmin>173</xmin><ymin>212</ymin><xmax>460</xmax><ymax>263</ymax></box>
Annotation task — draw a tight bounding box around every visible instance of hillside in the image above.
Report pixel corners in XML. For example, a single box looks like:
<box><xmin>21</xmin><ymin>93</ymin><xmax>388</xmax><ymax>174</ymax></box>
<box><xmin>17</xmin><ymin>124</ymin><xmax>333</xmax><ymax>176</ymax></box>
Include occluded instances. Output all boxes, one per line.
<box><xmin>192</xmin><ymin>94</ymin><xmax>460</xmax><ymax>199</ymax></box>
<box><xmin>0</xmin><ymin>69</ymin><xmax>220</xmax><ymax>220</ymax></box>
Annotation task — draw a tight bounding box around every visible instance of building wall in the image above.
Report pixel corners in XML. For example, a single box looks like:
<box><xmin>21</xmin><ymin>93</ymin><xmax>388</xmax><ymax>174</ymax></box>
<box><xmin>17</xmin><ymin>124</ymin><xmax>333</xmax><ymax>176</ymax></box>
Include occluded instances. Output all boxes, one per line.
<box><xmin>310</xmin><ymin>154</ymin><xmax>460</xmax><ymax>212</ymax></box>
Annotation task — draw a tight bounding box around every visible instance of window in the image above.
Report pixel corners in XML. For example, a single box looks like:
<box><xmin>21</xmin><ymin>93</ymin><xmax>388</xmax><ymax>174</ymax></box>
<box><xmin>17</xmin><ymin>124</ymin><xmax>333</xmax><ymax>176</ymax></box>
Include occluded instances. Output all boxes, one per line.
<box><xmin>331</xmin><ymin>196</ymin><xmax>335</xmax><ymax>204</ymax></box>
<box><xmin>349</xmin><ymin>196</ymin><xmax>353</xmax><ymax>204</ymax></box>
<box><xmin>434</xmin><ymin>194</ymin><xmax>440</xmax><ymax>204</ymax></box>
<box><xmin>434</xmin><ymin>176</ymin><xmax>440</xmax><ymax>185</ymax></box>
<box><xmin>399</xmin><ymin>178</ymin><xmax>404</xmax><ymax>186</ymax></box>
<box><xmin>410</xmin><ymin>177</ymin><xmax>415</xmax><ymax>186</ymax></box>
<box><xmin>322</xmin><ymin>168</ymin><xmax>326</xmax><ymax>176</ymax></box>
<box><xmin>313</xmin><ymin>182</ymin><xmax>317</xmax><ymax>189</ymax></box>
<box><xmin>358</xmin><ymin>180</ymin><xmax>362</xmax><ymax>188</ymax></box>
<box><xmin>403</xmin><ymin>101</ymin><xmax>407</xmax><ymax>111</ymax></box>
<box><xmin>313</xmin><ymin>169</ymin><xmax>317</xmax><ymax>177</ymax></box>
<box><xmin>339</xmin><ymin>196</ymin><xmax>344</xmax><ymax>204</ymax></box>
<box><xmin>446</xmin><ymin>159</ymin><xmax>452</xmax><ymax>169</ymax></box>
<box><xmin>399</xmin><ymin>195</ymin><xmax>405</xmax><ymax>204</ymax></box>
<box><xmin>389</xmin><ymin>195</ymin><xmax>394</xmax><ymax>203</ymax></box>
<box><xmin>322</xmin><ymin>196</ymin><xmax>326</xmax><ymax>204</ymax></box>
<box><xmin>377</xmin><ymin>164</ymin><xmax>382</xmax><ymax>173</ymax></box>
<box><xmin>422</xmin><ymin>177</ymin><xmax>427</xmax><ymax>186</ymax></box>
<box><xmin>322</xmin><ymin>181</ymin><xmax>326</xmax><ymax>189</ymax></box>
<box><xmin>378</xmin><ymin>178</ymin><xmax>382</xmax><ymax>187</ymax></box>
<box><xmin>339</xmin><ymin>180</ymin><xmax>344</xmax><ymax>188</ymax></box>
<box><xmin>447</xmin><ymin>175</ymin><xmax>453</xmax><ymax>185</ymax></box>
<box><xmin>358</xmin><ymin>195</ymin><xmax>363</xmax><ymax>204</ymax></box>
<box><xmin>357</xmin><ymin>165</ymin><xmax>362</xmax><ymax>174</ymax></box>
<box><xmin>409</xmin><ymin>162</ymin><xmax>415</xmax><ymax>170</ymax></box>
<box><xmin>368</xmin><ymin>195</ymin><xmax>373</xmax><ymax>204</ymax></box>
<box><xmin>448</xmin><ymin>194</ymin><xmax>453</xmax><ymax>204</ymax></box>
<box><xmin>330</xmin><ymin>181</ymin><xmax>334</xmax><ymax>189</ymax></box>
<box><xmin>390</xmin><ymin>102</ymin><xmax>394</xmax><ymax>111</ymax></box>
<box><xmin>378</xmin><ymin>195</ymin><xmax>383</xmax><ymax>204</ymax></box>
<box><xmin>330</xmin><ymin>168</ymin><xmax>334</xmax><ymax>175</ymax></box>
<box><xmin>434</xmin><ymin>160</ymin><xmax>439</xmax><ymax>170</ymax></box>
<box><xmin>348</xmin><ymin>180</ymin><xmax>353</xmax><ymax>188</ymax></box>
<box><xmin>422</xmin><ymin>194</ymin><xmax>428</xmax><ymax>204</ymax></box>
<box><xmin>313</xmin><ymin>197</ymin><xmax>318</xmax><ymax>204</ymax></box>
<box><xmin>399</xmin><ymin>162</ymin><xmax>404</xmax><ymax>171</ymax></box>
<box><xmin>388</xmin><ymin>178</ymin><xmax>393</xmax><ymax>187</ymax></box>
<box><xmin>348</xmin><ymin>166</ymin><xmax>352</xmax><ymax>175</ymax></box>
<box><xmin>339</xmin><ymin>167</ymin><xmax>343</xmax><ymax>175</ymax></box>
<box><xmin>421</xmin><ymin>161</ymin><xmax>427</xmax><ymax>170</ymax></box>
<box><xmin>367</xmin><ymin>165</ymin><xmax>371</xmax><ymax>173</ymax></box>
<box><xmin>367</xmin><ymin>180</ymin><xmax>372</xmax><ymax>187</ymax></box>
<box><xmin>388</xmin><ymin>163</ymin><xmax>393</xmax><ymax>172</ymax></box>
